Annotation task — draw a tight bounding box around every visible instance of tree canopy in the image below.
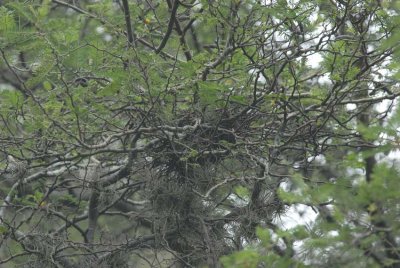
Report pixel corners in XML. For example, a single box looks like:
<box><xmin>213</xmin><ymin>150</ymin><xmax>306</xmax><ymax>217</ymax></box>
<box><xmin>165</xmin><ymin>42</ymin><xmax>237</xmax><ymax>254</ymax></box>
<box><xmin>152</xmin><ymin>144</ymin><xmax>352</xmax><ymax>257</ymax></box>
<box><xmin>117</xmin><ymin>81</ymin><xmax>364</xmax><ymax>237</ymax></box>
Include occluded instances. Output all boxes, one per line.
<box><xmin>0</xmin><ymin>0</ymin><xmax>400</xmax><ymax>267</ymax></box>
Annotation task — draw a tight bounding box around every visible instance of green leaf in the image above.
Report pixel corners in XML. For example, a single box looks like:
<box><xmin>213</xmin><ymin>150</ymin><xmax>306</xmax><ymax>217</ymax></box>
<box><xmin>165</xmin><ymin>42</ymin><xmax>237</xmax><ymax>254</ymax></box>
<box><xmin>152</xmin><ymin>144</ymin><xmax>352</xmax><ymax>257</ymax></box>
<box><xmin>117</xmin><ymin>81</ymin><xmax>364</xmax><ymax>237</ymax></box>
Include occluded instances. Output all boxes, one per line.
<box><xmin>0</xmin><ymin>225</ymin><xmax>8</xmax><ymax>234</ymax></box>
<box><xmin>234</xmin><ymin>185</ymin><xmax>250</xmax><ymax>199</ymax></box>
<box><xmin>0</xmin><ymin>7</ymin><xmax>16</xmax><ymax>34</ymax></box>
<box><xmin>37</xmin><ymin>0</ymin><xmax>51</xmax><ymax>19</ymax></box>
<box><xmin>33</xmin><ymin>190</ymin><xmax>44</xmax><ymax>203</ymax></box>
<box><xmin>256</xmin><ymin>227</ymin><xmax>271</xmax><ymax>245</ymax></box>
<box><xmin>43</xmin><ymin>81</ymin><xmax>52</xmax><ymax>91</ymax></box>
<box><xmin>220</xmin><ymin>249</ymin><xmax>260</xmax><ymax>268</ymax></box>
<box><xmin>0</xmin><ymin>89</ymin><xmax>24</xmax><ymax>109</ymax></box>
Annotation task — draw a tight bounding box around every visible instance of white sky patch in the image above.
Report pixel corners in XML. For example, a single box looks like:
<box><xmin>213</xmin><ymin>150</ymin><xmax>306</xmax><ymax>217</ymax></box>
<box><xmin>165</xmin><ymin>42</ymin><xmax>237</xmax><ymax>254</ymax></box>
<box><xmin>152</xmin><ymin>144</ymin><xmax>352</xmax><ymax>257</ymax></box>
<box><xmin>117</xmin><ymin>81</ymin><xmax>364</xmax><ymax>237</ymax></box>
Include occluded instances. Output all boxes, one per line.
<box><xmin>104</xmin><ymin>34</ymin><xmax>112</xmax><ymax>42</ymax></box>
<box><xmin>307</xmin><ymin>154</ymin><xmax>327</xmax><ymax>165</ymax></box>
<box><xmin>309</xmin><ymin>10</ymin><xmax>318</xmax><ymax>24</ymax></box>
<box><xmin>306</xmin><ymin>53</ymin><xmax>323</xmax><ymax>68</ymax></box>
<box><xmin>287</xmin><ymin>0</ymin><xmax>300</xmax><ymax>9</ymax></box>
<box><xmin>387</xmin><ymin>149</ymin><xmax>400</xmax><ymax>165</ymax></box>
<box><xmin>280</xmin><ymin>180</ymin><xmax>291</xmax><ymax>191</ymax></box>
<box><xmin>376</xmin><ymin>99</ymin><xmax>393</xmax><ymax>113</ymax></box>
<box><xmin>249</xmin><ymin>68</ymin><xmax>267</xmax><ymax>83</ymax></box>
<box><xmin>275</xmin><ymin>204</ymin><xmax>318</xmax><ymax>230</ymax></box>
<box><xmin>262</xmin><ymin>0</ymin><xmax>278</xmax><ymax>5</ymax></box>
<box><xmin>96</xmin><ymin>26</ymin><xmax>105</xmax><ymax>34</ymax></box>
<box><xmin>346</xmin><ymin>103</ymin><xmax>357</xmax><ymax>111</ymax></box>
<box><xmin>303</xmin><ymin>50</ymin><xmax>330</xmax><ymax>84</ymax></box>
<box><xmin>94</xmin><ymin>27</ymin><xmax>113</xmax><ymax>41</ymax></box>
<box><xmin>318</xmin><ymin>73</ymin><xmax>331</xmax><ymax>84</ymax></box>
<box><xmin>327</xmin><ymin>230</ymin><xmax>339</xmax><ymax>237</ymax></box>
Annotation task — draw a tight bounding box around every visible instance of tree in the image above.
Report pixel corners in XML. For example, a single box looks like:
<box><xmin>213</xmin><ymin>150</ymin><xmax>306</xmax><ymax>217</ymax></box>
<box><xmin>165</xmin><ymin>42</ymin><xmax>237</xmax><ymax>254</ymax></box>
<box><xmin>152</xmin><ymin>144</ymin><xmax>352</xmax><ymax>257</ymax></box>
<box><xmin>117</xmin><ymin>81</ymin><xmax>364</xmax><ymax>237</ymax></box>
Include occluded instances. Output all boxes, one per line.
<box><xmin>0</xmin><ymin>0</ymin><xmax>399</xmax><ymax>267</ymax></box>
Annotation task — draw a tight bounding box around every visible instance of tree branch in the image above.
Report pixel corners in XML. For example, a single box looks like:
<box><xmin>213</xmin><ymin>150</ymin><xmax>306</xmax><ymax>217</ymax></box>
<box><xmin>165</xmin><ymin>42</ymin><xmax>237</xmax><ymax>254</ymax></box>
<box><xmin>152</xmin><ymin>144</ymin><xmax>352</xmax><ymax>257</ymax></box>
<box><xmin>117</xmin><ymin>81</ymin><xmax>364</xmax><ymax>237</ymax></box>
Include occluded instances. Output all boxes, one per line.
<box><xmin>156</xmin><ymin>0</ymin><xmax>180</xmax><ymax>54</ymax></box>
<box><xmin>121</xmin><ymin>0</ymin><xmax>135</xmax><ymax>46</ymax></box>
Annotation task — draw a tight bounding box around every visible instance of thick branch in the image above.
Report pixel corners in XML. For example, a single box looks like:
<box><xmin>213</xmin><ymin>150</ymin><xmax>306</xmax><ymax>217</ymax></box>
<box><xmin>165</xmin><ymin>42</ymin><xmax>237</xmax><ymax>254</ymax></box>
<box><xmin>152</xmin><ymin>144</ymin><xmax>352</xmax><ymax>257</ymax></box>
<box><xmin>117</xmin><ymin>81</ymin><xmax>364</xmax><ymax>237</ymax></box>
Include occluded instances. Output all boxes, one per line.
<box><xmin>156</xmin><ymin>0</ymin><xmax>180</xmax><ymax>53</ymax></box>
<box><xmin>121</xmin><ymin>0</ymin><xmax>135</xmax><ymax>46</ymax></box>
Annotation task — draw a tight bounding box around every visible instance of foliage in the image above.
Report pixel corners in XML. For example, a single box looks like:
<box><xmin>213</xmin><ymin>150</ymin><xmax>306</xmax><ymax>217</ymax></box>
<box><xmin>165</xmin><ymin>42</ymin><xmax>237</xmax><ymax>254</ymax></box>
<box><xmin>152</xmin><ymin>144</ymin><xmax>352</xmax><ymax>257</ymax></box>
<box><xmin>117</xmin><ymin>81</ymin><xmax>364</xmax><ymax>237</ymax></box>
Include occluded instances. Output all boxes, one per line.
<box><xmin>0</xmin><ymin>0</ymin><xmax>399</xmax><ymax>267</ymax></box>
